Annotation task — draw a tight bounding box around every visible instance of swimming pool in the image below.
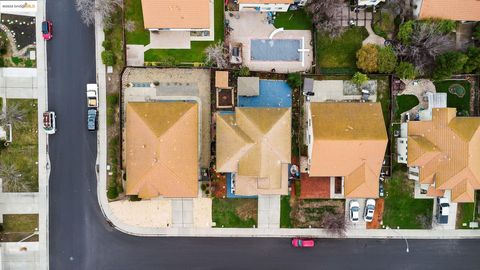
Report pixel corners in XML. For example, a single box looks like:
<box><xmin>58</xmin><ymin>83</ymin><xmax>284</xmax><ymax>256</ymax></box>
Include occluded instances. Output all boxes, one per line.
<box><xmin>250</xmin><ymin>39</ymin><xmax>301</xmax><ymax>61</ymax></box>
<box><xmin>238</xmin><ymin>80</ymin><xmax>292</xmax><ymax>108</ymax></box>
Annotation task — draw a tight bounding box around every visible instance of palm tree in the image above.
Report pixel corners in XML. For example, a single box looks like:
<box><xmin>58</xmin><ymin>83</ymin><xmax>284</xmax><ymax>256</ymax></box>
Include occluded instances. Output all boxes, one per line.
<box><xmin>0</xmin><ymin>163</ymin><xmax>28</xmax><ymax>192</ymax></box>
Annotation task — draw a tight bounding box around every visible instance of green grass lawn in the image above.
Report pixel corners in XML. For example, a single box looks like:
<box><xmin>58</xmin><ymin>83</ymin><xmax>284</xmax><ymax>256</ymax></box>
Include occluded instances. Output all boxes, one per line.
<box><xmin>2</xmin><ymin>214</ymin><xmax>38</xmax><ymax>232</ymax></box>
<box><xmin>273</xmin><ymin>10</ymin><xmax>312</xmax><ymax>30</ymax></box>
<box><xmin>375</xmin><ymin>76</ymin><xmax>391</xmax><ymax>127</ymax></box>
<box><xmin>280</xmin><ymin>196</ymin><xmax>293</xmax><ymax>228</ymax></box>
<box><xmin>434</xmin><ymin>80</ymin><xmax>471</xmax><ymax>115</ymax></box>
<box><xmin>395</xmin><ymin>94</ymin><xmax>419</xmax><ymax>118</ymax></box>
<box><xmin>383</xmin><ymin>172</ymin><xmax>433</xmax><ymax>229</ymax></box>
<box><xmin>125</xmin><ymin>0</ymin><xmax>150</xmax><ymax>45</ymax></box>
<box><xmin>0</xmin><ymin>99</ymin><xmax>38</xmax><ymax>192</ymax></box>
<box><xmin>316</xmin><ymin>27</ymin><xmax>368</xmax><ymax>73</ymax></box>
<box><xmin>212</xmin><ymin>198</ymin><xmax>257</xmax><ymax>228</ymax></box>
<box><xmin>456</xmin><ymin>203</ymin><xmax>478</xmax><ymax>229</ymax></box>
<box><xmin>144</xmin><ymin>0</ymin><xmax>225</xmax><ymax>64</ymax></box>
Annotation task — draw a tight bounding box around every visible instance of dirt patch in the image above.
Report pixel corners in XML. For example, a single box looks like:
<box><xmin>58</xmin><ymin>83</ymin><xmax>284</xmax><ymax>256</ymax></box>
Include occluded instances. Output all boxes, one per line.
<box><xmin>367</xmin><ymin>198</ymin><xmax>384</xmax><ymax>229</ymax></box>
<box><xmin>236</xmin><ymin>199</ymin><xmax>257</xmax><ymax>220</ymax></box>
<box><xmin>291</xmin><ymin>199</ymin><xmax>344</xmax><ymax>228</ymax></box>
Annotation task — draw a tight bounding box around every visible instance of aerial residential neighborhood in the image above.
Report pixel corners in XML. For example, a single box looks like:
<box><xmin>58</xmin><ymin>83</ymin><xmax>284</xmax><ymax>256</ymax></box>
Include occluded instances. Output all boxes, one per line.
<box><xmin>0</xmin><ymin>0</ymin><xmax>480</xmax><ymax>269</ymax></box>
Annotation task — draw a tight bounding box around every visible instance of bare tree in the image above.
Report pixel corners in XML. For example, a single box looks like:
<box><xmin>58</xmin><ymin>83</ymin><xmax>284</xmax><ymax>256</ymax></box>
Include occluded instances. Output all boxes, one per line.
<box><xmin>0</xmin><ymin>102</ymin><xmax>27</xmax><ymax>127</ymax></box>
<box><xmin>321</xmin><ymin>212</ymin><xmax>346</xmax><ymax>237</ymax></box>
<box><xmin>305</xmin><ymin>0</ymin><xmax>344</xmax><ymax>38</ymax></box>
<box><xmin>0</xmin><ymin>163</ymin><xmax>28</xmax><ymax>192</ymax></box>
<box><xmin>75</xmin><ymin>0</ymin><xmax>123</xmax><ymax>26</ymax></box>
<box><xmin>205</xmin><ymin>42</ymin><xmax>228</xmax><ymax>68</ymax></box>
<box><xmin>395</xmin><ymin>22</ymin><xmax>454</xmax><ymax>74</ymax></box>
<box><xmin>385</xmin><ymin>0</ymin><xmax>411</xmax><ymax>23</ymax></box>
<box><xmin>125</xmin><ymin>20</ymin><xmax>136</xmax><ymax>33</ymax></box>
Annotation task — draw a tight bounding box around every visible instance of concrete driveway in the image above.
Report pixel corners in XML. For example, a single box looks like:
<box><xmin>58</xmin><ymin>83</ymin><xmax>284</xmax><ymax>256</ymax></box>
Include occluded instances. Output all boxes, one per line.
<box><xmin>345</xmin><ymin>198</ymin><xmax>366</xmax><ymax>229</ymax></box>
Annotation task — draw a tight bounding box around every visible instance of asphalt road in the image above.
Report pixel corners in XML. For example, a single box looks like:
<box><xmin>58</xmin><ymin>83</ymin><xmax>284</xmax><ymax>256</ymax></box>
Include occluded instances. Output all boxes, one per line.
<box><xmin>46</xmin><ymin>1</ymin><xmax>480</xmax><ymax>270</ymax></box>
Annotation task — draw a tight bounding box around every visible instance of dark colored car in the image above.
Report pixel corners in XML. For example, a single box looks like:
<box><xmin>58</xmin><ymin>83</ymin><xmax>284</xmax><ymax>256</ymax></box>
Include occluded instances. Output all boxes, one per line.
<box><xmin>87</xmin><ymin>109</ymin><xmax>97</xmax><ymax>131</ymax></box>
<box><xmin>42</xmin><ymin>20</ymin><xmax>53</xmax><ymax>40</ymax></box>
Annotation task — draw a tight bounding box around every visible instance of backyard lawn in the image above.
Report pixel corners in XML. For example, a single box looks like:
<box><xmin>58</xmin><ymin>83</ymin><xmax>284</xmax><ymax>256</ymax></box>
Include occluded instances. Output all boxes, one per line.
<box><xmin>383</xmin><ymin>171</ymin><xmax>433</xmax><ymax>229</ymax></box>
<box><xmin>395</xmin><ymin>94</ymin><xmax>419</xmax><ymax>118</ymax></box>
<box><xmin>434</xmin><ymin>80</ymin><xmax>471</xmax><ymax>115</ymax></box>
<box><xmin>0</xmin><ymin>99</ymin><xmax>38</xmax><ymax>192</ymax></box>
<box><xmin>212</xmin><ymin>198</ymin><xmax>257</xmax><ymax>228</ymax></box>
<box><xmin>144</xmin><ymin>0</ymin><xmax>225</xmax><ymax>64</ymax></box>
<box><xmin>280</xmin><ymin>195</ymin><xmax>293</xmax><ymax>228</ymax></box>
<box><xmin>316</xmin><ymin>27</ymin><xmax>368</xmax><ymax>73</ymax></box>
<box><xmin>125</xmin><ymin>0</ymin><xmax>150</xmax><ymax>45</ymax></box>
<box><xmin>273</xmin><ymin>10</ymin><xmax>312</xmax><ymax>30</ymax></box>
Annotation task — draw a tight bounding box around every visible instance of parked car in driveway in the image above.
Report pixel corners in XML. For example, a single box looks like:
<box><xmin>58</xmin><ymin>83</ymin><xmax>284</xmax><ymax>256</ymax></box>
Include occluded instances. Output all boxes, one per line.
<box><xmin>349</xmin><ymin>200</ymin><xmax>360</xmax><ymax>223</ymax></box>
<box><xmin>42</xmin><ymin>20</ymin><xmax>53</xmax><ymax>40</ymax></box>
<box><xmin>364</xmin><ymin>199</ymin><xmax>376</xmax><ymax>223</ymax></box>
<box><xmin>291</xmin><ymin>238</ymin><xmax>315</xmax><ymax>248</ymax></box>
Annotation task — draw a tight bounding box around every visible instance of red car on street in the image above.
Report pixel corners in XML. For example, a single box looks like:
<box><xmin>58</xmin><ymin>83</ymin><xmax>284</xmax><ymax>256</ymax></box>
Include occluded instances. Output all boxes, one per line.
<box><xmin>42</xmin><ymin>20</ymin><xmax>53</xmax><ymax>40</ymax></box>
<box><xmin>291</xmin><ymin>238</ymin><xmax>315</xmax><ymax>248</ymax></box>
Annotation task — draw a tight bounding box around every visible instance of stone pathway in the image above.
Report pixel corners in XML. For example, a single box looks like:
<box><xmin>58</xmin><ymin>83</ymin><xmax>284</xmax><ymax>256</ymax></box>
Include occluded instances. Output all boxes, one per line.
<box><xmin>363</xmin><ymin>22</ymin><xmax>385</xmax><ymax>46</ymax></box>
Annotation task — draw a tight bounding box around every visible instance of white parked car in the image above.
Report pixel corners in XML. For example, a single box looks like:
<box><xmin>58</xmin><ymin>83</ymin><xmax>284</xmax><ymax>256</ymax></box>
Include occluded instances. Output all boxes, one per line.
<box><xmin>364</xmin><ymin>199</ymin><xmax>376</xmax><ymax>223</ymax></box>
<box><xmin>349</xmin><ymin>200</ymin><xmax>360</xmax><ymax>223</ymax></box>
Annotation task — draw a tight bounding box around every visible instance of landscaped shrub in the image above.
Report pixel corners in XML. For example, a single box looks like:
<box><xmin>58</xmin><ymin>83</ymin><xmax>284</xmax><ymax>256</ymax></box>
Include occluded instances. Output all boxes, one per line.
<box><xmin>464</xmin><ymin>46</ymin><xmax>480</xmax><ymax>74</ymax></box>
<box><xmin>107</xmin><ymin>184</ymin><xmax>118</xmax><ymax>200</ymax></box>
<box><xmin>351</xmin><ymin>72</ymin><xmax>369</xmax><ymax>86</ymax></box>
<box><xmin>377</xmin><ymin>46</ymin><xmax>397</xmax><ymax>73</ymax></box>
<box><xmin>287</xmin><ymin>73</ymin><xmax>302</xmax><ymax>89</ymax></box>
<box><xmin>101</xmin><ymin>50</ymin><xmax>116</xmax><ymax>66</ymax></box>
<box><xmin>423</xmin><ymin>19</ymin><xmax>456</xmax><ymax>33</ymax></box>
<box><xmin>102</xmin><ymin>40</ymin><xmax>112</xmax><ymax>50</ymax></box>
<box><xmin>395</xmin><ymin>61</ymin><xmax>417</xmax><ymax>79</ymax></box>
<box><xmin>201</xmin><ymin>183</ymin><xmax>207</xmax><ymax>191</ymax></box>
<box><xmin>433</xmin><ymin>51</ymin><xmax>468</xmax><ymax>80</ymax></box>
<box><xmin>239</xmin><ymin>66</ymin><xmax>250</xmax><ymax>76</ymax></box>
<box><xmin>11</xmin><ymin>57</ymin><xmax>23</xmax><ymax>65</ymax></box>
<box><xmin>25</xmin><ymin>59</ymin><xmax>33</xmax><ymax>68</ymax></box>
<box><xmin>356</xmin><ymin>44</ymin><xmax>378</xmax><ymax>73</ymax></box>
<box><xmin>397</xmin><ymin>20</ymin><xmax>414</xmax><ymax>44</ymax></box>
<box><xmin>0</xmin><ymin>58</ymin><xmax>4</xmax><ymax>67</ymax></box>
<box><xmin>474</xmin><ymin>22</ymin><xmax>480</xmax><ymax>40</ymax></box>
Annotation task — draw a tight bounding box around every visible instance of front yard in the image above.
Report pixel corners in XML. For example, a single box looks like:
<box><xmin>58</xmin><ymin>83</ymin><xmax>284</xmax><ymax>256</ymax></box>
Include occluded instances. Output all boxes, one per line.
<box><xmin>434</xmin><ymin>80</ymin><xmax>471</xmax><ymax>115</ymax></box>
<box><xmin>273</xmin><ymin>10</ymin><xmax>312</xmax><ymax>30</ymax></box>
<box><xmin>287</xmin><ymin>198</ymin><xmax>344</xmax><ymax>228</ymax></box>
<box><xmin>1</xmin><ymin>214</ymin><xmax>38</xmax><ymax>242</ymax></box>
<box><xmin>143</xmin><ymin>0</ymin><xmax>225</xmax><ymax>64</ymax></box>
<box><xmin>0</xmin><ymin>99</ymin><xmax>38</xmax><ymax>192</ymax></box>
<box><xmin>383</xmin><ymin>171</ymin><xmax>434</xmax><ymax>229</ymax></box>
<box><xmin>280</xmin><ymin>195</ymin><xmax>293</xmax><ymax>228</ymax></box>
<box><xmin>456</xmin><ymin>202</ymin><xmax>479</xmax><ymax>229</ymax></box>
<box><xmin>212</xmin><ymin>198</ymin><xmax>257</xmax><ymax>228</ymax></box>
<box><xmin>125</xmin><ymin>0</ymin><xmax>150</xmax><ymax>45</ymax></box>
<box><xmin>316</xmin><ymin>27</ymin><xmax>368</xmax><ymax>74</ymax></box>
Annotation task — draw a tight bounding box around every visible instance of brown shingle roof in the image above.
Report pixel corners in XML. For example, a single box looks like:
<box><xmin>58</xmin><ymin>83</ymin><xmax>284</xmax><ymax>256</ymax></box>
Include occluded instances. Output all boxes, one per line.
<box><xmin>407</xmin><ymin>108</ymin><xmax>480</xmax><ymax>202</ymax></box>
<box><xmin>418</xmin><ymin>0</ymin><xmax>480</xmax><ymax>21</ymax></box>
<box><xmin>309</xmin><ymin>103</ymin><xmax>388</xmax><ymax>198</ymax></box>
<box><xmin>141</xmin><ymin>0</ymin><xmax>210</xmax><ymax>29</ymax></box>
<box><xmin>125</xmin><ymin>102</ymin><xmax>198</xmax><ymax>199</ymax></box>
<box><xmin>216</xmin><ymin>108</ymin><xmax>291</xmax><ymax>195</ymax></box>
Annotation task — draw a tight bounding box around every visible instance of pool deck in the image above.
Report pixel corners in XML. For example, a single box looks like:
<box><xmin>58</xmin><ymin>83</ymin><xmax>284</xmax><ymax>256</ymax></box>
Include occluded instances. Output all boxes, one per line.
<box><xmin>226</xmin><ymin>12</ymin><xmax>313</xmax><ymax>73</ymax></box>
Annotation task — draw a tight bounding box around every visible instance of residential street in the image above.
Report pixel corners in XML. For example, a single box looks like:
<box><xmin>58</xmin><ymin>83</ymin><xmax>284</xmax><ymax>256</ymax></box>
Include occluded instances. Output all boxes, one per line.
<box><xmin>45</xmin><ymin>1</ymin><xmax>480</xmax><ymax>270</ymax></box>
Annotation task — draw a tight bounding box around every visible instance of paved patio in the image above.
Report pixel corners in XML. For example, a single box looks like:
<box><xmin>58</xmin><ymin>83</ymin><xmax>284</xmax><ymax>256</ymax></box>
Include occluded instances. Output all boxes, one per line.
<box><xmin>299</xmin><ymin>174</ymin><xmax>330</xmax><ymax>199</ymax></box>
<box><xmin>227</xmin><ymin>12</ymin><xmax>313</xmax><ymax>73</ymax></box>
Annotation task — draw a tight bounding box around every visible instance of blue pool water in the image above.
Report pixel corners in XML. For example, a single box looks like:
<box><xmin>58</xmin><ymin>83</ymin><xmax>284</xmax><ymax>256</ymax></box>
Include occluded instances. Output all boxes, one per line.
<box><xmin>238</xmin><ymin>80</ymin><xmax>292</xmax><ymax>108</ymax></box>
<box><xmin>250</xmin><ymin>39</ymin><xmax>301</xmax><ymax>61</ymax></box>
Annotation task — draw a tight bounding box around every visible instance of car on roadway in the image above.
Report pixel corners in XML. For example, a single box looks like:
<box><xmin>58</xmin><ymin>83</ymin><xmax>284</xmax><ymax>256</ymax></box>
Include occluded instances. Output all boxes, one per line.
<box><xmin>87</xmin><ymin>109</ymin><xmax>97</xmax><ymax>132</ymax></box>
<box><xmin>291</xmin><ymin>238</ymin><xmax>315</xmax><ymax>248</ymax></box>
<box><xmin>364</xmin><ymin>199</ymin><xmax>376</xmax><ymax>223</ymax></box>
<box><xmin>42</xmin><ymin>20</ymin><xmax>53</xmax><ymax>40</ymax></box>
<box><xmin>349</xmin><ymin>200</ymin><xmax>360</xmax><ymax>223</ymax></box>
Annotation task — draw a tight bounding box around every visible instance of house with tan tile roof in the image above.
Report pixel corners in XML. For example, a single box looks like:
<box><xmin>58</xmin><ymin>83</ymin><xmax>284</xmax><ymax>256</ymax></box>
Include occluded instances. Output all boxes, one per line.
<box><xmin>125</xmin><ymin>102</ymin><xmax>199</xmax><ymax>199</ymax></box>
<box><xmin>306</xmin><ymin>102</ymin><xmax>388</xmax><ymax>198</ymax></box>
<box><xmin>216</xmin><ymin>107</ymin><xmax>291</xmax><ymax>196</ymax></box>
<box><xmin>238</xmin><ymin>0</ymin><xmax>295</xmax><ymax>12</ymax></box>
<box><xmin>406</xmin><ymin>108</ymin><xmax>480</xmax><ymax>202</ymax></box>
<box><xmin>141</xmin><ymin>0</ymin><xmax>211</xmax><ymax>30</ymax></box>
<box><xmin>413</xmin><ymin>0</ymin><xmax>480</xmax><ymax>21</ymax></box>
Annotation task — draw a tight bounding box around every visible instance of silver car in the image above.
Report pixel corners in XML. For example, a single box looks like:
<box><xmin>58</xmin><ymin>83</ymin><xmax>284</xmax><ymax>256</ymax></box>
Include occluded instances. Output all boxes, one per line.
<box><xmin>349</xmin><ymin>200</ymin><xmax>360</xmax><ymax>223</ymax></box>
<box><xmin>364</xmin><ymin>199</ymin><xmax>376</xmax><ymax>223</ymax></box>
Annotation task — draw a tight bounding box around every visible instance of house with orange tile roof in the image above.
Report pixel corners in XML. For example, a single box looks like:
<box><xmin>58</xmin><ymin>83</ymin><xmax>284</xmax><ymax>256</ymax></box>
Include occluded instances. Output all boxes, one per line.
<box><xmin>125</xmin><ymin>101</ymin><xmax>199</xmax><ymax>199</ymax></box>
<box><xmin>215</xmin><ymin>107</ymin><xmax>291</xmax><ymax>196</ymax></box>
<box><xmin>405</xmin><ymin>108</ymin><xmax>480</xmax><ymax>203</ymax></box>
<box><xmin>305</xmin><ymin>102</ymin><xmax>388</xmax><ymax>199</ymax></box>
<box><xmin>412</xmin><ymin>0</ymin><xmax>480</xmax><ymax>21</ymax></box>
<box><xmin>238</xmin><ymin>0</ymin><xmax>295</xmax><ymax>12</ymax></box>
